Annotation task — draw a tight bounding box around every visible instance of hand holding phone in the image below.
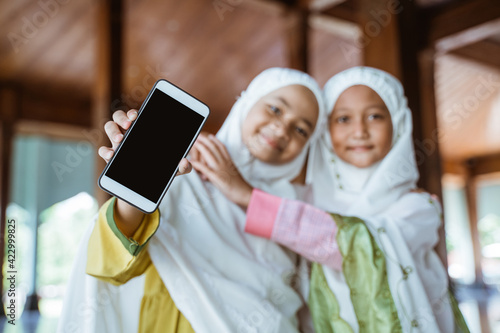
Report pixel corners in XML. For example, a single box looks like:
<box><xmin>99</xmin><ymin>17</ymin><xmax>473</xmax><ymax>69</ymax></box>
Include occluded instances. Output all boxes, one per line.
<box><xmin>98</xmin><ymin>79</ymin><xmax>210</xmax><ymax>213</ymax></box>
<box><xmin>98</xmin><ymin>110</ymin><xmax>193</xmax><ymax>175</ymax></box>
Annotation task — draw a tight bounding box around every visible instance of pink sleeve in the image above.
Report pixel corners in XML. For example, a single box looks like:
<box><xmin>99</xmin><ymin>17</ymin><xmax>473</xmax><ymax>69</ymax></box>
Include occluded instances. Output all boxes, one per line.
<box><xmin>245</xmin><ymin>189</ymin><xmax>282</xmax><ymax>238</ymax></box>
<box><xmin>245</xmin><ymin>189</ymin><xmax>343</xmax><ymax>270</ymax></box>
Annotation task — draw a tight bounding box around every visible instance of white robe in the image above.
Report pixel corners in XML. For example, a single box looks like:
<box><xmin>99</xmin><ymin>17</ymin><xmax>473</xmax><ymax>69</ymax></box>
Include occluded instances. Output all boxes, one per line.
<box><xmin>57</xmin><ymin>67</ymin><xmax>327</xmax><ymax>333</ymax></box>
<box><xmin>308</xmin><ymin>66</ymin><xmax>455</xmax><ymax>332</ymax></box>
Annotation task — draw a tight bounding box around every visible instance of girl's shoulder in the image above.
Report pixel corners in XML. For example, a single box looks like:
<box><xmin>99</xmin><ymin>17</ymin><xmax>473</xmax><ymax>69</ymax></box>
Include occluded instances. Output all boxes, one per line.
<box><xmin>390</xmin><ymin>190</ymin><xmax>443</xmax><ymax>219</ymax></box>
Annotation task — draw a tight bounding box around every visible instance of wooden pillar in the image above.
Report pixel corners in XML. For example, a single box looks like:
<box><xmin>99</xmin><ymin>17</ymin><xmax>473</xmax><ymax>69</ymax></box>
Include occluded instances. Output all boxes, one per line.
<box><xmin>285</xmin><ymin>1</ymin><xmax>310</xmax><ymax>72</ymax></box>
<box><xmin>355</xmin><ymin>0</ymin><xmax>402</xmax><ymax>78</ymax></box>
<box><xmin>93</xmin><ymin>0</ymin><xmax>124</xmax><ymax>206</ymax></box>
<box><xmin>417</xmin><ymin>49</ymin><xmax>449</xmax><ymax>267</ymax></box>
<box><xmin>464</xmin><ymin>163</ymin><xmax>485</xmax><ymax>286</ymax></box>
<box><xmin>0</xmin><ymin>86</ymin><xmax>19</xmax><ymax>316</ymax></box>
<box><xmin>394</xmin><ymin>0</ymin><xmax>449</xmax><ymax>267</ymax></box>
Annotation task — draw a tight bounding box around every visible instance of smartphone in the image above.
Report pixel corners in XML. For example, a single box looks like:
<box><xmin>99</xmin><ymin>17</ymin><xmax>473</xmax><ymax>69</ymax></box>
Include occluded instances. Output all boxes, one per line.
<box><xmin>98</xmin><ymin>79</ymin><xmax>210</xmax><ymax>213</ymax></box>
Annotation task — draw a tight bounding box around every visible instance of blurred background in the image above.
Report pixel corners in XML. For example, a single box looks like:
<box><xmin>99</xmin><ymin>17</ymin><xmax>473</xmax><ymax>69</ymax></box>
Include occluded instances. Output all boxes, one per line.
<box><xmin>0</xmin><ymin>0</ymin><xmax>499</xmax><ymax>332</ymax></box>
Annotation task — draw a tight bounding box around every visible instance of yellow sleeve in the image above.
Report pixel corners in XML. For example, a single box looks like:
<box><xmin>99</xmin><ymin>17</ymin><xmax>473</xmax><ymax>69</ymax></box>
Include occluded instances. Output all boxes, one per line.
<box><xmin>86</xmin><ymin>197</ymin><xmax>160</xmax><ymax>285</ymax></box>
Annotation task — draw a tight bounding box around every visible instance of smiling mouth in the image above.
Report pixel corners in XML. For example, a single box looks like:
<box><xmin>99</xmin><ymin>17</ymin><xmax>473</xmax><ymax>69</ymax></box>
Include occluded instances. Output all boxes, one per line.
<box><xmin>347</xmin><ymin>146</ymin><xmax>373</xmax><ymax>152</ymax></box>
<box><xmin>260</xmin><ymin>133</ymin><xmax>283</xmax><ymax>151</ymax></box>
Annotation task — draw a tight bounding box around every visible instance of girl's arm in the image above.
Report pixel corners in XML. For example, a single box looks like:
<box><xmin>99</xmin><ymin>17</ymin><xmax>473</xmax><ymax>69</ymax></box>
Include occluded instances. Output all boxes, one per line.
<box><xmin>86</xmin><ymin>197</ymin><xmax>159</xmax><ymax>285</ymax></box>
<box><xmin>191</xmin><ymin>135</ymin><xmax>343</xmax><ymax>270</ymax></box>
<box><xmin>190</xmin><ymin>134</ymin><xmax>253</xmax><ymax>208</ymax></box>
<box><xmin>245</xmin><ymin>189</ymin><xmax>343</xmax><ymax>270</ymax></box>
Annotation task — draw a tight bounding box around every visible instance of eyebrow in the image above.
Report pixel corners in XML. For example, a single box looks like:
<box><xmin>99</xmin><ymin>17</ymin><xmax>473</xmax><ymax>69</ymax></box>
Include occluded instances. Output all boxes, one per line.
<box><xmin>301</xmin><ymin>118</ymin><xmax>314</xmax><ymax>129</ymax></box>
<box><xmin>276</xmin><ymin>96</ymin><xmax>291</xmax><ymax>109</ymax></box>
<box><xmin>366</xmin><ymin>104</ymin><xmax>388</xmax><ymax>110</ymax></box>
<box><xmin>334</xmin><ymin>104</ymin><xmax>388</xmax><ymax>112</ymax></box>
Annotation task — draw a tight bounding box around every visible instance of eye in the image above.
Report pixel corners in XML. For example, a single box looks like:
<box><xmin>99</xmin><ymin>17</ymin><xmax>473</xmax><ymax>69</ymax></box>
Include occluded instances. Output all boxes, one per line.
<box><xmin>368</xmin><ymin>113</ymin><xmax>386</xmax><ymax>121</ymax></box>
<box><xmin>268</xmin><ymin>105</ymin><xmax>281</xmax><ymax>116</ymax></box>
<box><xmin>295</xmin><ymin>126</ymin><xmax>309</xmax><ymax>138</ymax></box>
<box><xmin>335</xmin><ymin>115</ymin><xmax>349</xmax><ymax>123</ymax></box>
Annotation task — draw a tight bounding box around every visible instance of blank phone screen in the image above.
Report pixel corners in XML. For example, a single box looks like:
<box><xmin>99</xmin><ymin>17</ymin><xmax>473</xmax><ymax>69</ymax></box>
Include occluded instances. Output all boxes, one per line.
<box><xmin>106</xmin><ymin>89</ymin><xmax>205</xmax><ymax>202</ymax></box>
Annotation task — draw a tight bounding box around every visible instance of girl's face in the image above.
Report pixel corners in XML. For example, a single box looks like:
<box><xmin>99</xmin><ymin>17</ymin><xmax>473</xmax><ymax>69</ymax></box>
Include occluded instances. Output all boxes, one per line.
<box><xmin>242</xmin><ymin>85</ymin><xmax>319</xmax><ymax>165</ymax></box>
<box><xmin>329</xmin><ymin>85</ymin><xmax>393</xmax><ymax>168</ymax></box>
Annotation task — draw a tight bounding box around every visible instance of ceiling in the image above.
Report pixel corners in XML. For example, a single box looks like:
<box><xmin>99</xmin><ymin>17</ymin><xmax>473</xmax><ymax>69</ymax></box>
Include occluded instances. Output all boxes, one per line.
<box><xmin>1</xmin><ymin>0</ymin><xmax>499</xmax><ymax>165</ymax></box>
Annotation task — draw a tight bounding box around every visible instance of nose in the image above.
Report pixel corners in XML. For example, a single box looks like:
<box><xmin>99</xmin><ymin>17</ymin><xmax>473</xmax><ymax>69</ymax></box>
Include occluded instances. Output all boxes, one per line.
<box><xmin>352</xmin><ymin>118</ymin><xmax>369</xmax><ymax>139</ymax></box>
<box><xmin>270</xmin><ymin>119</ymin><xmax>290</xmax><ymax>140</ymax></box>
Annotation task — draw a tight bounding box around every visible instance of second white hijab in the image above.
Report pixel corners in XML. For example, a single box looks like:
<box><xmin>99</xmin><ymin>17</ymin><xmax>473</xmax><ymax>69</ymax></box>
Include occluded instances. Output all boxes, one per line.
<box><xmin>307</xmin><ymin>66</ymin><xmax>453</xmax><ymax>332</ymax></box>
<box><xmin>308</xmin><ymin>66</ymin><xmax>418</xmax><ymax>216</ymax></box>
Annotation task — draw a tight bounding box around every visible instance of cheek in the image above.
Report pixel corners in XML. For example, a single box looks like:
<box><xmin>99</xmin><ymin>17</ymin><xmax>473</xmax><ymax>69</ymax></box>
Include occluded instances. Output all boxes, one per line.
<box><xmin>281</xmin><ymin>140</ymin><xmax>307</xmax><ymax>162</ymax></box>
<box><xmin>240</xmin><ymin>125</ymin><xmax>251</xmax><ymax>145</ymax></box>
<box><xmin>380</xmin><ymin>140</ymin><xmax>392</xmax><ymax>157</ymax></box>
<box><xmin>291</xmin><ymin>138</ymin><xmax>307</xmax><ymax>154</ymax></box>
<box><xmin>329</xmin><ymin>125</ymin><xmax>345</xmax><ymax>150</ymax></box>
<box><xmin>376</xmin><ymin>127</ymin><xmax>393</xmax><ymax>154</ymax></box>
<box><xmin>241</xmin><ymin>114</ymin><xmax>260</xmax><ymax>140</ymax></box>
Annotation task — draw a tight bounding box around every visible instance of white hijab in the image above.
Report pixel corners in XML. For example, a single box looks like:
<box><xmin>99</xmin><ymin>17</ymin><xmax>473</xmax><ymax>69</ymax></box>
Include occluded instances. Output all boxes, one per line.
<box><xmin>307</xmin><ymin>66</ymin><xmax>418</xmax><ymax>216</ymax></box>
<box><xmin>307</xmin><ymin>67</ymin><xmax>454</xmax><ymax>332</ymax></box>
<box><xmin>58</xmin><ymin>68</ymin><xmax>325</xmax><ymax>333</ymax></box>
<box><xmin>217</xmin><ymin>66</ymin><xmax>327</xmax><ymax>192</ymax></box>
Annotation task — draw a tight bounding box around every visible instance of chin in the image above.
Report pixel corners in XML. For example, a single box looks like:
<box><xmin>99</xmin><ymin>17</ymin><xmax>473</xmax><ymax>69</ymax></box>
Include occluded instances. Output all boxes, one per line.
<box><xmin>249</xmin><ymin>150</ymin><xmax>273</xmax><ymax>164</ymax></box>
<box><xmin>349</xmin><ymin>160</ymin><xmax>373</xmax><ymax>168</ymax></box>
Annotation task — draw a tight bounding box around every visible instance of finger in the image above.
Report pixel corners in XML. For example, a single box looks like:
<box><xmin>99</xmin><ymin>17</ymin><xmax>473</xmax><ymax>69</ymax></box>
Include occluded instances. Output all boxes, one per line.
<box><xmin>127</xmin><ymin>109</ymin><xmax>138</xmax><ymax>122</ymax></box>
<box><xmin>192</xmin><ymin>132</ymin><xmax>208</xmax><ymax>148</ymax></box>
<box><xmin>197</xmin><ymin>132</ymin><xmax>210</xmax><ymax>141</ymax></box>
<box><xmin>112</xmin><ymin>110</ymin><xmax>132</xmax><ymax>131</ymax></box>
<box><xmin>194</xmin><ymin>140</ymin><xmax>220</xmax><ymax>169</ymax></box>
<box><xmin>189</xmin><ymin>142</ymin><xmax>209</xmax><ymax>167</ymax></box>
<box><xmin>104</xmin><ymin>121</ymin><xmax>124</xmax><ymax>150</ymax></box>
<box><xmin>176</xmin><ymin>158</ymin><xmax>192</xmax><ymax>176</ymax></box>
<box><xmin>98</xmin><ymin>146</ymin><xmax>114</xmax><ymax>163</ymax></box>
<box><xmin>191</xmin><ymin>160</ymin><xmax>214</xmax><ymax>181</ymax></box>
<box><xmin>197</xmin><ymin>135</ymin><xmax>224</xmax><ymax>163</ymax></box>
<box><xmin>208</xmin><ymin>134</ymin><xmax>231</xmax><ymax>161</ymax></box>
<box><xmin>189</xmin><ymin>143</ymin><xmax>201</xmax><ymax>162</ymax></box>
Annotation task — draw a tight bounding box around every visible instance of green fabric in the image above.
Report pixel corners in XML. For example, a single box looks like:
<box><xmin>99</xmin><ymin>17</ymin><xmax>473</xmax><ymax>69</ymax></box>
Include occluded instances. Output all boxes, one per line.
<box><xmin>309</xmin><ymin>214</ymin><xmax>402</xmax><ymax>333</ymax></box>
<box><xmin>106</xmin><ymin>197</ymin><xmax>157</xmax><ymax>256</ymax></box>
<box><xmin>309</xmin><ymin>263</ymin><xmax>354</xmax><ymax>333</ymax></box>
<box><xmin>449</xmin><ymin>291</ymin><xmax>470</xmax><ymax>333</ymax></box>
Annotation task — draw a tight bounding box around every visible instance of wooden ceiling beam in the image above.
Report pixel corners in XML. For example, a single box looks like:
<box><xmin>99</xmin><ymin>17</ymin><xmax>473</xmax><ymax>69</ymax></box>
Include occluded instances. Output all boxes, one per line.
<box><xmin>19</xmin><ymin>90</ymin><xmax>91</xmax><ymax>128</ymax></box>
<box><xmin>441</xmin><ymin>159</ymin><xmax>467</xmax><ymax>176</ymax></box>
<box><xmin>247</xmin><ymin>0</ymin><xmax>347</xmax><ymax>12</ymax></box>
<box><xmin>451</xmin><ymin>40</ymin><xmax>500</xmax><ymax>69</ymax></box>
<box><xmin>425</xmin><ymin>0</ymin><xmax>500</xmax><ymax>51</ymax></box>
<box><xmin>442</xmin><ymin>154</ymin><xmax>500</xmax><ymax>177</ymax></box>
<box><xmin>0</xmin><ymin>81</ymin><xmax>91</xmax><ymax>128</ymax></box>
<box><xmin>0</xmin><ymin>82</ymin><xmax>91</xmax><ymax>128</ymax></box>
<box><xmin>435</xmin><ymin>18</ymin><xmax>500</xmax><ymax>54</ymax></box>
<box><xmin>309</xmin><ymin>14</ymin><xmax>360</xmax><ymax>39</ymax></box>
<box><xmin>242</xmin><ymin>0</ymin><xmax>287</xmax><ymax>14</ymax></box>
<box><xmin>309</xmin><ymin>0</ymin><xmax>347</xmax><ymax>12</ymax></box>
<box><xmin>319</xmin><ymin>0</ymin><xmax>356</xmax><ymax>22</ymax></box>
<box><xmin>467</xmin><ymin>154</ymin><xmax>500</xmax><ymax>177</ymax></box>
<box><xmin>15</xmin><ymin>120</ymin><xmax>92</xmax><ymax>141</ymax></box>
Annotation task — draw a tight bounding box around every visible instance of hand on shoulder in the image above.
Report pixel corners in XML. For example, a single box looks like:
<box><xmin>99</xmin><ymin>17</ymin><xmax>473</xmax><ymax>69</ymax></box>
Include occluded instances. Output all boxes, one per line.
<box><xmin>191</xmin><ymin>133</ymin><xmax>253</xmax><ymax>208</ymax></box>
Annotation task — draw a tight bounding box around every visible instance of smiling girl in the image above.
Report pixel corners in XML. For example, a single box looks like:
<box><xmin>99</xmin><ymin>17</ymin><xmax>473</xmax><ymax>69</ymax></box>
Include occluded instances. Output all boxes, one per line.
<box><xmin>58</xmin><ymin>67</ymin><xmax>326</xmax><ymax>333</ymax></box>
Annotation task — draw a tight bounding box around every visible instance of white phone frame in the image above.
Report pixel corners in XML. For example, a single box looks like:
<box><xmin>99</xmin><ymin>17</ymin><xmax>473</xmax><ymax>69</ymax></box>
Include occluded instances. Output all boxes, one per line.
<box><xmin>98</xmin><ymin>79</ymin><xmax>210</xmax><ymax>214</ymax></box>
